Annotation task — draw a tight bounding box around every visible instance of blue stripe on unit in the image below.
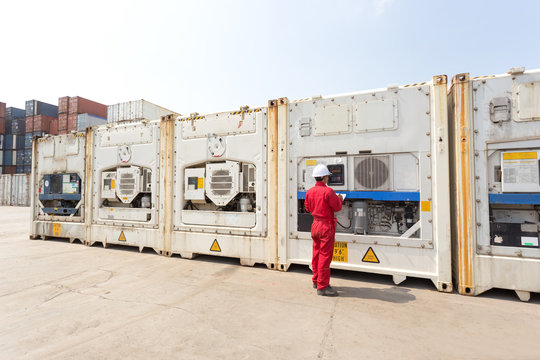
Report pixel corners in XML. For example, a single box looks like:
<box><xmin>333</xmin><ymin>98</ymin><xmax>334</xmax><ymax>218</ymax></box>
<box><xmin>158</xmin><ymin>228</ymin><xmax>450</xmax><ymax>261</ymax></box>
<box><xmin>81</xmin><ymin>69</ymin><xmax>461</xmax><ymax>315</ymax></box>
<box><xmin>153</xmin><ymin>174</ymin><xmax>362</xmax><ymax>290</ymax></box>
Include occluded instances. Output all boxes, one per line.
<box><xmin>39</xmin><ymin>194</ymin><xmax>81</xmax><ymax>201</ymax></box>
<box><xmin>297</xmin><ymin>191</ymin><xmax>420</xmax><ymax>201</ymax></box>
<box><xmin>489</xmin><ymin>193</ymin><xmax>540</xmax><ymax>205</ymax></box>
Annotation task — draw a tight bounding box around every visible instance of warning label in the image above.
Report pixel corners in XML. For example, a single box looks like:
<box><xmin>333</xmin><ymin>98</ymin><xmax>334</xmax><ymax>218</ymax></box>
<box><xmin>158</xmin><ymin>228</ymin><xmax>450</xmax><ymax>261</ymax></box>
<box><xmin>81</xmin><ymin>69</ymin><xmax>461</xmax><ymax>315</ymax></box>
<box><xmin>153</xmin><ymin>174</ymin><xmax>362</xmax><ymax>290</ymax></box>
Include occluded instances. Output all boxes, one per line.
<box><xmin>421</xmin><ymin>201</ymin><xmax>431</xmax><ymax>212</ymax></box>
<box><xmin>118</xmin><ymin>231</ymin><xmax>126</xmax><ymax>242</ymax></box>
<box><xmin>333</xmin><ymin>242</ymin><xmax>348</xmax><ymax>262</ymax></box>
<box><xmin>362</xmin><ymin>247</ymin><xmax>380</xmax><ymax>263</ymax></box>
<box><xmin>52</xmin><ymin>223</ymin><xmax>61</xmax><ymax>237</ymax></box>
<box><xmin>210</xmin><ymin>239</ymin><xmax>221</xmax><ymax>252</ymax></box>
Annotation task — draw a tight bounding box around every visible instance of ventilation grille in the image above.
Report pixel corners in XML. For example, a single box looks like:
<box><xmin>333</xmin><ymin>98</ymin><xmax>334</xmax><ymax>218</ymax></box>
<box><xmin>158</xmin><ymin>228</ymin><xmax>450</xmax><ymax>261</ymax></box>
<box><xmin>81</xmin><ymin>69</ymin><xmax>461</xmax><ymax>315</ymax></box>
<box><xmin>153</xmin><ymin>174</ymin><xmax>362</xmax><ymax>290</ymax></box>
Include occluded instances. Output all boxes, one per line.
<box><xmin>210</xmin><ymin>169</ymin><xmax>233</xmax><ymax>195</ymax></box>
<box><xmin>242</xmin><ymin>164</ymin><xmax>256</xmax><ymax>192</ymax></box>
<box><xmin>354</xmin><ymin>155</ymin><xmax>391</xmax><ymax>190</ymax></box>
<box><xmin>119</xmin><ymin>172</ymin><xmax>136</xmax><ymax>196</ymax></box>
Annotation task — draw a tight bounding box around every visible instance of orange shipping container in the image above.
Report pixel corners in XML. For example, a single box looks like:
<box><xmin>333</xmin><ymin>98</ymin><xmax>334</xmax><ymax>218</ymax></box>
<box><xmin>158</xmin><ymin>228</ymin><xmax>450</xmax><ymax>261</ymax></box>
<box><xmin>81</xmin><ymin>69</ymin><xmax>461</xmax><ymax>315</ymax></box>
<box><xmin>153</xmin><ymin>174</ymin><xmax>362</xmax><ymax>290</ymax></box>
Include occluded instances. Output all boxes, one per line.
<box><xmin>68</xmin><ymin>96</ymin><xmax>107</xmax><ymax>118</ymax></box>
<box><xmin>25</xmin><ymin>116</ymin><xmax>34</xmax><ymax>133</ymax></box>
<box><xmin>58</xmin><ymin>96</ymin><xmax>69</xmax><ymax>114</ymax></box>
<box><xmin>58</xmin><ymin>113</ymin><xmax>68</xmax><ymax>131</ymax></box>
<box><xmin>67</xmin><ymin>113</ymin><xmax>78</xmax><ymax>131</ymax></box>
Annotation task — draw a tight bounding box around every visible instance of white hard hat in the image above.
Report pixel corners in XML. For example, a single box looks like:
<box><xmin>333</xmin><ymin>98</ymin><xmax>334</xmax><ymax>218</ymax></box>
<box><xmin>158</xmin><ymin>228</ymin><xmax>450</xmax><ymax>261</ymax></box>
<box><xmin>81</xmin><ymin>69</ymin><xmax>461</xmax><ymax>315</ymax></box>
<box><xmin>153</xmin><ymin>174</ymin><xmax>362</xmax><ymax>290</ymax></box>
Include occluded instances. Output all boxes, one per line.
<box><xmin>312</xmin><ymin>164</ymin><xmax>332</xmax><ymax>177</ymax></box>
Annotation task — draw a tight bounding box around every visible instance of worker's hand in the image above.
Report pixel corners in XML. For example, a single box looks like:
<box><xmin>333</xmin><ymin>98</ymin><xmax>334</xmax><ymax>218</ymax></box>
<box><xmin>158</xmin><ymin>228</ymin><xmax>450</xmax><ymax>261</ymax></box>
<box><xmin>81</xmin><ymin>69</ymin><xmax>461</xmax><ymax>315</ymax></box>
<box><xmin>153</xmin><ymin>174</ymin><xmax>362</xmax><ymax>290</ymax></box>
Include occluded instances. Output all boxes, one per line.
<box><xmin>338</xmin><ymin>194</ymin><xmax>344</xmax><ymax>201</ymax></box>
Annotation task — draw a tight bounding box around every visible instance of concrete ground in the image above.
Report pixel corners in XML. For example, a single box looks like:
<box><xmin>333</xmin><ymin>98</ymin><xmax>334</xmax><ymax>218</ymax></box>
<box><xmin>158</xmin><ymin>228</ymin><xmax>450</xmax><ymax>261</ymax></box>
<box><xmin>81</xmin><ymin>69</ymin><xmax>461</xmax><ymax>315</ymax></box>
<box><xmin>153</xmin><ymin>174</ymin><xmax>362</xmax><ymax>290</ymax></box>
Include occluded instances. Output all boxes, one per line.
<box><xmin>1</xmin><ymin>206</ymin><xmax>539</xmax><ymax>360</ymax></box>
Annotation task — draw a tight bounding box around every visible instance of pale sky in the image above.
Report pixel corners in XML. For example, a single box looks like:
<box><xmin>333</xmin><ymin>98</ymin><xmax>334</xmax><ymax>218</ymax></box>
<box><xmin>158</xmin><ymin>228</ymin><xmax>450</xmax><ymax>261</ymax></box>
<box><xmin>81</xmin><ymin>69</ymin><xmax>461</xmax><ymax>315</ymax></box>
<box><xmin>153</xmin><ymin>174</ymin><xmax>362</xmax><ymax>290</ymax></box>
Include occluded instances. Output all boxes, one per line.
<box><xmin>1</xmin><ymin>0</ymin><xmax>539</xmax><ymax>115</ymax></box>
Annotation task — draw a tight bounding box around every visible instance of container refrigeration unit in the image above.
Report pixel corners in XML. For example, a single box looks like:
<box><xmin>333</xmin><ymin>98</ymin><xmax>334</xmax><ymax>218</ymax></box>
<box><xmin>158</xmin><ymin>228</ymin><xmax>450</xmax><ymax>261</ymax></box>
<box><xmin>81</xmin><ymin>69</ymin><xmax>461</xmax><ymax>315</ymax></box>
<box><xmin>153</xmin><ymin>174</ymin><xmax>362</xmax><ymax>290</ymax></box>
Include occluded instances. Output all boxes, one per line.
<box><xmin>449</xmin><ymin>68</ymin><xmax>540</xmax><ymax>301</ymax></box>
<box><xmin>170</xmin><ymin>106</ymin><xmax>277</xmax><ymax>267</ymax></box>
<box><xmin>86</xmin><ymin>120</ymin><xmax>164</xmax><ymax>252</ymax></box>
<box><xmin>30</xmin><ymin>133</ymin><xmax>87</xmax><ymax>243</ymax></box>
<box><xmin>276</xmin><ymin>76</ymin><xmax>452</xmax><ymax>292</ymax></box>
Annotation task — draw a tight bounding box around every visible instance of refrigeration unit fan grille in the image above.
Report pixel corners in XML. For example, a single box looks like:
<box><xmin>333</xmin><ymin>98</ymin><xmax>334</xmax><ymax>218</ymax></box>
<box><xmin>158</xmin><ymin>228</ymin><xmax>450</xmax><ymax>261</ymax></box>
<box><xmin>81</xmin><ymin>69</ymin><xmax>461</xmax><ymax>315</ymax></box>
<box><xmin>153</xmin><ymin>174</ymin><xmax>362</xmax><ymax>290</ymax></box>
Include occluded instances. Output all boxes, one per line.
<box><xmin>354</xmin><ymin>156</ymin><xmax>391</xmax><ymax>190</ymax></box>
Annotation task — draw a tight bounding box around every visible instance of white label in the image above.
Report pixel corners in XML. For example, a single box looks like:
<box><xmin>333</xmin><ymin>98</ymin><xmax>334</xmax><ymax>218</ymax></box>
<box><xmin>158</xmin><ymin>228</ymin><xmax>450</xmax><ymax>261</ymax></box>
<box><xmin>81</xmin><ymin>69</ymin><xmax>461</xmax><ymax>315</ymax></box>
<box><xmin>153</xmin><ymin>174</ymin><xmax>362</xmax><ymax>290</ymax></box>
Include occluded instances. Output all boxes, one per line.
<box><xmin>521</xmin><ymin>236</ymin><xmax>539</xmax><ymax>247</ymax></box>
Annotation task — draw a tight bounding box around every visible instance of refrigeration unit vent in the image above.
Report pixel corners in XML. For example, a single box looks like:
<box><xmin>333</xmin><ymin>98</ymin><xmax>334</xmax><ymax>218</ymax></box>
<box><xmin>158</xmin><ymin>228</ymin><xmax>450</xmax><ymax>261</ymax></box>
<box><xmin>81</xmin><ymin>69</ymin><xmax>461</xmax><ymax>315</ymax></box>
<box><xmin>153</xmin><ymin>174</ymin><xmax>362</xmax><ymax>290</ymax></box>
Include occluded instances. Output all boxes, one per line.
<box><xmin>210</xmin><ymin>169</ymin><xmax>233</xmax><ymax>196</ymax></box>
<box><xmin>354</xmin><ymin>155</ymin><xmax>391</xmax><ymax>191</ymax></box>
<box><xmin>119</xmin><ymin>172</ymin><xmax>136</xmax><ymax>196</ymax></box>
<box><xmin>241</xmin><ymin>163</ymin><xmax>256</xmax><ymax>193</ymax></box>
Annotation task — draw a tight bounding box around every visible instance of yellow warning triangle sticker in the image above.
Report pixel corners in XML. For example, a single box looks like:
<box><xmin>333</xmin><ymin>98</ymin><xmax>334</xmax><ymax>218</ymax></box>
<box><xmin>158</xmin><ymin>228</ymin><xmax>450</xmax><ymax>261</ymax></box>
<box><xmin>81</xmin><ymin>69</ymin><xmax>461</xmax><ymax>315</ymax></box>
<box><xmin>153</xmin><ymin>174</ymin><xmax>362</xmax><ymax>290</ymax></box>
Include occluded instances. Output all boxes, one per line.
<box><xmin>210</xmin><ymin>239</ymin><xmax>221</xmax><ymax>252</ymax></box>
<box><xmin>118</xmin><ymin>231</ymin><xmax>126</xmax><ymax>242</ymax></box>
<box><xmin>362</xmin><ymin>247</ymin><xmax>380</xmax><ymax>263</ymax></box>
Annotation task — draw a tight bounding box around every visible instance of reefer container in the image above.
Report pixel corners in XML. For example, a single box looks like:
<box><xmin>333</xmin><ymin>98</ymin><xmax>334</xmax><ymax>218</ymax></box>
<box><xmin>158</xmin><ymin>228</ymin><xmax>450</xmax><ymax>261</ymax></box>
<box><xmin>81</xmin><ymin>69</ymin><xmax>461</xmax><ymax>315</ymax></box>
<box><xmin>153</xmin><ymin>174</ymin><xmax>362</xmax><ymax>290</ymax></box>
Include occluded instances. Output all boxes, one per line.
<box><xmin>77</xmin><ymin>113</ymin><xmax>107</xmax><ymax>131</ymax></box>
<box><xmin>25</xmin><ymin>100</ymin><xmax>58</xmax><ymax>117</ymax></box>
<box><xmin>30</xmin><ymin>133</ymin><xmax>87</xmax><ymax>243</ymax></box>
<box><xmin>276</xmin><ymin>76</ymin><xmax>452</xmax><ymax>292</ymax></box>
<box><xmin>449</xmin><ymin>68</ymin><xmax>540</xmax><ymax>301</ymax></box>
<box><xmin>86</xmin><ymin>120</ymin><xmax>165</xmax><ymax>252</ymax></box>
<box><xmin>6</xmin><ymin>107</ymin><xmax>26</xmax><ymax>121</ymax></box>
<box><xmin>107</xmin><ymin>100</ymin><xmax>179</xmax><ymax>123</ymax></box>
<box><xmin>170</xmin><ymin>106</ymin><xmax>277</xmax><ymax>267</ymax></box>
<box><xmin>68</xmin><ymin>96</ymin><xmax>107</xmax><ymax>118</ymax></box>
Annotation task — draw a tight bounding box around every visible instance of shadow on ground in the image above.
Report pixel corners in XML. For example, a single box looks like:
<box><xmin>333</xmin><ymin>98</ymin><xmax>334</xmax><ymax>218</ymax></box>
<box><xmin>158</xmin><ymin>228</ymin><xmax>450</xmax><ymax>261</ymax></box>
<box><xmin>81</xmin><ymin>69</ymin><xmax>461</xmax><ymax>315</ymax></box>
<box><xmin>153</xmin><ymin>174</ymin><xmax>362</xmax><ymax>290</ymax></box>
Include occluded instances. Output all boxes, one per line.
<box><xmin>333</xmin><ymin>285</ymin><xmax>416</xmax><ymax>303</ymax></box>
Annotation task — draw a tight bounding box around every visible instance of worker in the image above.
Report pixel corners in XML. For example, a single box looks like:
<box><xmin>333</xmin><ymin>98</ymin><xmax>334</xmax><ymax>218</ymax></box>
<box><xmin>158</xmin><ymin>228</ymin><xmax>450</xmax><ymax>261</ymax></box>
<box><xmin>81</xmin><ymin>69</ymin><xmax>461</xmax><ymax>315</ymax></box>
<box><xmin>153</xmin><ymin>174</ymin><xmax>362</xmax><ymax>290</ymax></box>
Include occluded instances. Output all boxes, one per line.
<box><xmin>304</xmin><ymin>164</ymin><xmax>343</xmax><ymax>296</ymax></box>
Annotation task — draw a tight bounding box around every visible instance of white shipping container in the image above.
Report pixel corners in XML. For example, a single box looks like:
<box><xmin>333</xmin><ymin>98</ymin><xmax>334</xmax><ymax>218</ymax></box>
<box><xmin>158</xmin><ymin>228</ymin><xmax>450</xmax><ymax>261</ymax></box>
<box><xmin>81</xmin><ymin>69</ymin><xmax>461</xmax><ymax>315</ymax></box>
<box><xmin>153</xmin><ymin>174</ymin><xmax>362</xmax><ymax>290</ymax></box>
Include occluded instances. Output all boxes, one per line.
<box><xmin>277</xmin><ymin>76</ymin><xmax>452</xmax><ymax>292</ymax></box>
<box><xmin>0</xmin><ymin>150</ymin><xmax>3</xmax><ymax>166</ymax></box>
<box><xmin>0</xmin><ymin>174</ymin><xmax>29</xmax><ymax>206</ymax></box>
<box><xmin>12</xmin><ymin>150</ymin><xmax>17</xmax><ymax>165</ymax></box>
<box><xmin>11</xmin><ymin>174</ymin><xmax>29</xmax><ymax>206</ymax></box>
<box><xmin>77</xmin><ymin>113</ymin><xmax>107</xmax><ymax>131</ymax></box>
<box><xmin>0</xmin><ymin>134</ymin><xmax>4</xmax><ymax>149</ymax></box>
<box><xmin>0</xmin><ymin>175</ymin><xmax>10</xmax><ymax>205</ymax></box>
<box><xmin>449</xmin><ymin>68</ymin><xmax>540</xmax><ymax>301</ymax></box>
<box><xmin>107</xmin><ymin>99</ymin><xmax>179</xmax><ymax>123</ymax></box>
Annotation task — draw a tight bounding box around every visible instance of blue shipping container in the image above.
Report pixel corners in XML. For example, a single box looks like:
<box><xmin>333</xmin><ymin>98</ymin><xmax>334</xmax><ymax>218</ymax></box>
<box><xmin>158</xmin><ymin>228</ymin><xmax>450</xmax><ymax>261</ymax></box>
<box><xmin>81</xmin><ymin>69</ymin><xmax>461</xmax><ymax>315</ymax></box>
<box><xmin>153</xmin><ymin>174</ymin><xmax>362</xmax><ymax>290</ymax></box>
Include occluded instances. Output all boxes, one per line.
<box><xmin>16</xmin><ymin>134</ymin><xmax>25</xmax><ymax>149</ymax></box>
<box><xmin>11</xmin><ymin>118</ymin><xmax>25</xmax><ymax>135</ymax></box>
<box><xmin>24</xmin><ymin>133</ymin><xmax>33</xmax><ymax>149</ymax></box>
<box><xmin>5</xmin><ymin>119</ymin><xmax>12</xmax><ymax>134</ymax></box>
<box><xmin>3</xmin><ymin>150</ymin><xmax>12</xmax><ymax>166</ymax></box>
<box><xmin>23</xmin><ymin>149</ymin><xmax>32</xmax><ymax>165</ymax></box>
<box><xmin>16</xmin><ymin>150</ymin><xmax>24</xmax><ymax>164</ymax></box>
<box><xmin>16</xmin><ymin>165</ymin><xmax>25</xmax><ymax>174</ymax></box>
<box><xmin>3</xmin><ymin>135</ymin><xmax>13</xmax><ymax>150</ymax></box>
<box><xmin>25</xmin><ymin>99</ymin><xmax>58</xmax><ymax>117</ymax></box>
<box><xmin>6</xmin><ymin>107</ymin><xmax>25</xmax><ymax>121</ymax></box>
<box><xmin>23</xmin><ymin>165</ymin><xmax>31</xmax><ymax>174</ymax></box>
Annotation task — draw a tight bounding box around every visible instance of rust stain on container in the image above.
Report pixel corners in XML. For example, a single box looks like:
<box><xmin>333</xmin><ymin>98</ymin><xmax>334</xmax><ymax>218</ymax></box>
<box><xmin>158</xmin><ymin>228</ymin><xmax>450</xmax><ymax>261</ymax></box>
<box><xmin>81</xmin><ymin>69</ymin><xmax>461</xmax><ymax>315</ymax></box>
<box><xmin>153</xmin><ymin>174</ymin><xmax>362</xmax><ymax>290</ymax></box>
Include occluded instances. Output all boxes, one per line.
<box><xmin>455</xmin><ymin>73</ymin><xmax>474</xmax><ymax>294</ymax></box>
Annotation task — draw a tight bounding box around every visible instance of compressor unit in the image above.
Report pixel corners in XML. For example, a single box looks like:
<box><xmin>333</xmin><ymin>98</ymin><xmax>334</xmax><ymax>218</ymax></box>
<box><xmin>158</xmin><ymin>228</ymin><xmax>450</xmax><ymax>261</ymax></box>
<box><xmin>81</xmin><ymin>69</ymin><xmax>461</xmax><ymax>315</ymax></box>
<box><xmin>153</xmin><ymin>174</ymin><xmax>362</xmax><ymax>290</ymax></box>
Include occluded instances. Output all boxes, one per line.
<box><xmin>38</xmin><ymin>173</ymin><xmax>82</xmax><ymax>216</ymax></box>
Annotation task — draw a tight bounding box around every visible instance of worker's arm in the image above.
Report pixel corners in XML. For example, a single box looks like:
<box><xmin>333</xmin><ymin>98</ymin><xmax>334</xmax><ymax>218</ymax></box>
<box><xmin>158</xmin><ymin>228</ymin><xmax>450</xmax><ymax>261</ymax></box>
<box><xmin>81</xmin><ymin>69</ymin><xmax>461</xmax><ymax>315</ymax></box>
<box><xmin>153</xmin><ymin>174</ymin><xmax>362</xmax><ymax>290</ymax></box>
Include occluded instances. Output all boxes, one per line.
<box><xmin>327</xmin><ymin>189</ymin><xmax>342</xmax><ymax>212</ymax></box>
<box><xmin>304</xmin><ymin>192</ymin><xmax>311</xmax><ymax>213</ymax></box>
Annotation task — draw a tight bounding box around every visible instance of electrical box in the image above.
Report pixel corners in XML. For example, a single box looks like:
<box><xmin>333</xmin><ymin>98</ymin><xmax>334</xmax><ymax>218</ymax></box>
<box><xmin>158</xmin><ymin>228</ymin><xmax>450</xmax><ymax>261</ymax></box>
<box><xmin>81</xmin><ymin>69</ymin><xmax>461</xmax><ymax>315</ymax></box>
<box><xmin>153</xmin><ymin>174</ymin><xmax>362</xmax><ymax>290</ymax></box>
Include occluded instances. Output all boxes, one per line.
<box><xmin>185</xmin><ymin>168</ymin><xmax>206</xmax><ymax>201</ymax></box>
<box><xmin>102</xmin><ymin>172</ymin><xmax>117</xmax><ymax>199</ymax></box>
<box><xmin>501</xmin><ymin>150</ymin><xmax>540</xmax><ymax>193</ymax></box>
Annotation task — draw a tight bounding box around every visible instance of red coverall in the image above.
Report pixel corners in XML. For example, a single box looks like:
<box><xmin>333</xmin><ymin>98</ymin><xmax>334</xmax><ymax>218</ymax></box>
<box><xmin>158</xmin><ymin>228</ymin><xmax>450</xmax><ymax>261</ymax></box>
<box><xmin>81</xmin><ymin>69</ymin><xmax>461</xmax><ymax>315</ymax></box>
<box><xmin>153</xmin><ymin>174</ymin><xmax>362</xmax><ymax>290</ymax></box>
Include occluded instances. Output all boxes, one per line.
<box><xmin>304</xmin><ymin>181</ymin><xmax>342</xmax><ymax>290</ymax></box>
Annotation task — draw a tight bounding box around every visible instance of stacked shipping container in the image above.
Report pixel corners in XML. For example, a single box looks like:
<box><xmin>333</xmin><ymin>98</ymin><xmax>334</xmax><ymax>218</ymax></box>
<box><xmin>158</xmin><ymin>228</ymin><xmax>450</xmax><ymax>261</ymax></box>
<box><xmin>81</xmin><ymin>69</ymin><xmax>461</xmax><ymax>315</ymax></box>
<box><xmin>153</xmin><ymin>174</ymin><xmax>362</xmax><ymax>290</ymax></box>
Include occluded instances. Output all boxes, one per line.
<box><xmin>23</xmin><ymin>100</ymin><xmax>58</xmax><ymax>174</ymax></box>
<box><xmin>0</xmin><ymin>102</ymin><xmax>4</xmax><ymax>174</ymax></box>
<box><xmin>58</xmin><ymin>96</ymin><xmax>107</xmax><ymax>134</ymax></box>
<box><xmin>3</xmin><ymin>106</ymin><xmax>26</xmax><ymax>174</ymax></box>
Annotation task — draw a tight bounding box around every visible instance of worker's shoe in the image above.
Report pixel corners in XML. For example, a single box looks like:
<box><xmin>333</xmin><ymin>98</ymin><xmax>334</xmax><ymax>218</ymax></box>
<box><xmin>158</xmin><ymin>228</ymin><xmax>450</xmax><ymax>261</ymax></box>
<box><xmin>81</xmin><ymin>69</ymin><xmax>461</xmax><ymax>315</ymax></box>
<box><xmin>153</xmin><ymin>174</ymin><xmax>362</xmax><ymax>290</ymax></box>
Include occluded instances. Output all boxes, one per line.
<box><xmin>313</xmin><ymin>283</ymin><xmax>317</xmax><ymax>289</ymax></box>
<box><xmin>317</xmin><ymin>286</ymin><xmax>338</xmax><ymax>297</ymax></box>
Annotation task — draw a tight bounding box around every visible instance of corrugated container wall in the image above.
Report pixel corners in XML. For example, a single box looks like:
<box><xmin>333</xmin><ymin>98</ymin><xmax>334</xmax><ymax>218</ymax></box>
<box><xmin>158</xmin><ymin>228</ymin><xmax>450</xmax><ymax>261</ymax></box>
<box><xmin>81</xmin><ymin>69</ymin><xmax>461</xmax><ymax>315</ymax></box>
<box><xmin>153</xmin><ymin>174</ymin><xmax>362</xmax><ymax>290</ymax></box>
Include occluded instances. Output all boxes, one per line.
<box><xmin>68</xmin><ymin>96</ymin><xmax>107</xmax><ymax>118</ymax></box>
<box><xmin>0</xmin><ymin>174</ymin><xmax>30</xmax><ymax>205</ymax></box>
<box><xmin>6</xmin><ymin>107</ymin><xmax>26</xmax><ymax>121</ymax></box>
<box><xmin>25</xmin><ymin>116</ymin><xmax>33</xmax><ymax>132</ymax></box>
<box><xmin>58</xmin><ymin>113</ymin><xmax>68</xmax><ymax>132</ymax></box>
<box><xmin>33</xmin><ymin>115</ymin><xmax>54</xmax><ymax>133</ymax></box>
<box><xmin>58</xmin><ymin>96</ymin><xmax>69</xmax><ymax>113</ymax></box>
<box><xmin>0</xmin><ymin>102</ymin><xmax>5</xmax><ymax>134</ymax></box>
<box><xmin>67</xmin><ymin>113</ymin><xmax>78</xmax><ymax>131</ymax></box>
<box><xmin>11</xmin><ymin>118</ymin><xmax>25</xmax><ymax>134</ymax></box>
<box><xmin>77</xmin><ymin>113</ymin><xmax>107</xmax><ymax>131</ymax></box>
<box><xmin>25</xmin><ymin>100</ymin><xmax>58</xmax><ymax>117</ymax></box>
<box><xmin>107</xmin><ymin>99</ymin><xmax>179</xmax><ymax>123</ymax></box>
